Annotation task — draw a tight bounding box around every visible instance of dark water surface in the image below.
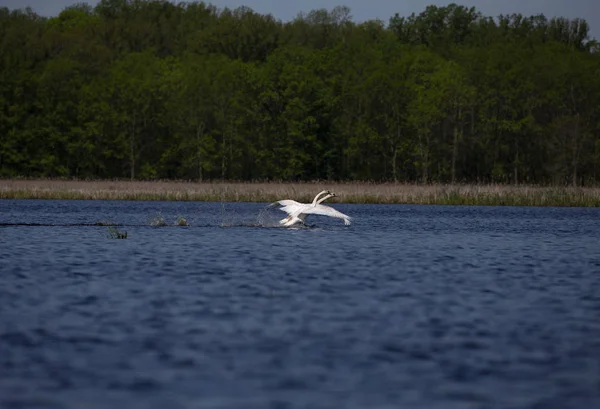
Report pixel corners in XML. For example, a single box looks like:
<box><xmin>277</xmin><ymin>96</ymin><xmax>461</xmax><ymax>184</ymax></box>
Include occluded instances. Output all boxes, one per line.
<box><xmin>1</xmin><ymin>199</ymin><xmax>600</xmax><ymax>409</ymax></box>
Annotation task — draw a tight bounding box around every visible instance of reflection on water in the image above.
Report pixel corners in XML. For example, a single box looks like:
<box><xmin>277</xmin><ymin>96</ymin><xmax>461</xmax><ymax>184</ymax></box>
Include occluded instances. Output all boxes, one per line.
<box><xmin>1</xmin><ymin>199</ymin><xmax>600</xmax><ymax>409</ymax></box>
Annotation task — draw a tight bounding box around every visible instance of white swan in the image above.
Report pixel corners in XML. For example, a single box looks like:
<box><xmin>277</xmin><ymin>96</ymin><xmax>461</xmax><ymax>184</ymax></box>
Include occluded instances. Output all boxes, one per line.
<box><xmin>269</xmin><ymin>190</ymin><xmax>352</xmax><ymax>227</ymax></box>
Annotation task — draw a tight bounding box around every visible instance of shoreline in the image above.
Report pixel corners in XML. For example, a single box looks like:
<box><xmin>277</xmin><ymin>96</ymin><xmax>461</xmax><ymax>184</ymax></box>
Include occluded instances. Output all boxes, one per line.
<box><xmin>1</xmin><ymin>179</ymin><xmax>600</xmax><ymax>207</ymax></box>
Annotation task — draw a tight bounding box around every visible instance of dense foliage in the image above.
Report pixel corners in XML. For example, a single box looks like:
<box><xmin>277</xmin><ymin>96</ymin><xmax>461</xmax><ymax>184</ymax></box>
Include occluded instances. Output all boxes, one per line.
<box><xmin>1</xmin><ymin>1</ymin><xmax>599</xmax><ymax>184</ymax></box>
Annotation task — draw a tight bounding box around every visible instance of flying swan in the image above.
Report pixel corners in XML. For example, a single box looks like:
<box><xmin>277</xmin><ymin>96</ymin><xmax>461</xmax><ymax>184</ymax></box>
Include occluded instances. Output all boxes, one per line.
<box><xmin>269</xmin><ymin>190</ymin><xmax>352</xmax><ymax>227</ymax></box>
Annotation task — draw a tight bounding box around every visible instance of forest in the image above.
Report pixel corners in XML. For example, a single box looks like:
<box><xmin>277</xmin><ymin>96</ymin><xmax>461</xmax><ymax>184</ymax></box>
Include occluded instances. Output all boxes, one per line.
<box><xmin>1</xmin><ymin>0</ymin><xmax>599</xmax><ymax>185</ymax></box>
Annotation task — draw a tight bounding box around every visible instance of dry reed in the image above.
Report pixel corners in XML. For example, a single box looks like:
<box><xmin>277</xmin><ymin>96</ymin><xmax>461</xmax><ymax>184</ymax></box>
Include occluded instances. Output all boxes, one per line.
<box><xmin>1</xmin><ymin>179</ymin><xmax>599</xmax><ymax>207</ymax></box>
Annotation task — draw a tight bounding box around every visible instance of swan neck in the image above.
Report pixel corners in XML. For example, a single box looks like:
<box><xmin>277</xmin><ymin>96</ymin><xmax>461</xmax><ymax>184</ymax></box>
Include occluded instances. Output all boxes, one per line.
<box><xmin>311</xmin><ymin>191</ymin><xmax>328</xmax><ymax>206</ymax></box>
<box><xmin>316</xmin><ymin>193</ymin><xmax>334</xmax><ymax>205</ymax></box>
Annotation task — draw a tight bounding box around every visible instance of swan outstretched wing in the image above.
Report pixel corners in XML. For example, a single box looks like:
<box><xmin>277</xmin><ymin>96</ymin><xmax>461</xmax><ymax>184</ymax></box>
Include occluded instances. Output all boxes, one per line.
<box><xmin>269</xmin><ymin>199</ymin><xmax>302</xmax><ymax>207</ymax></box>
<box><xmin>269</xmin><ymin>200</ymin><xmax>303</xmax><ymax>214</ymax></box>
<box><xmin>269</xmin><ymin>191</ymin><xmax>352</xmax><ymax>226</ymax></box>
<box><xmin>301</xmin><ymin>204</ymin><xmax>352</xmax><ymax>225</ymax></box>
<box><xmin>269</xmin><ymin>199</ymin><xmax>301</xmax><ymax>208</ymax></box>
<box><xmin>270</xmin><ymin>201</ymin><xmax>307</xmax><ymax>217</ymax></box>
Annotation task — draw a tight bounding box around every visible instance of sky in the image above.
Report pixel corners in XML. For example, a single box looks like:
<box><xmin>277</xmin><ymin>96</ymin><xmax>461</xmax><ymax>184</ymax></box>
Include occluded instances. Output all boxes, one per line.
<box><xmin>2</xmin><ymin>0</ymin><xmax>598</xmax><ymax>39</ymax></box>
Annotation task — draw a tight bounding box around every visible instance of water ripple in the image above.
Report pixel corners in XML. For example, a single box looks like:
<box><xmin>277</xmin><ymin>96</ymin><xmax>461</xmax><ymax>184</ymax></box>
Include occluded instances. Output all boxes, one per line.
<box><xmin>1</xmin><ymin>200</ymin><xmax>600</xmax><ymax>409</ymax></box>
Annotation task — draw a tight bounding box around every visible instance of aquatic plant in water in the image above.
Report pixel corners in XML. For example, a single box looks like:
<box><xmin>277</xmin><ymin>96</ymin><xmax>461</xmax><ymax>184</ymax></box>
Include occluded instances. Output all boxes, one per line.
<box><xmin>107</xmin><ymin>225</ymin><xmax>127</xmax><ymax>239</ymax></box>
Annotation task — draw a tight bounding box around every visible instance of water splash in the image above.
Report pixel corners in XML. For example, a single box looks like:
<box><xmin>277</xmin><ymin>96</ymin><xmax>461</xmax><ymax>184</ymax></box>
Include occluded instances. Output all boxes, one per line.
<box><xmin>148</xmin><ymin>212</ymin><xmax>167</xmax><ymax>227</ymax></box>
<box><xmin>175</xmin><ymin>216</ymin><xmax>188</xmax><ymax>226</ymax></box>
<box><xmin>213</xmin><ymin>202</ymin><xmax>286</xmax><ymax>228</ymax></box>
<box><xmin>254</xmin><ymin>205</ymin><xmax>312</xmax><ymax>229</ymax></box>
<box><xmin>218</xmin><ymin>202</ymin><xmax>236</xmax><ymax>227</ymax></box>
<box><xmin>256</xmin><ymin>206</ymin><xmax>286</xmax><ymax>228</ymax></box>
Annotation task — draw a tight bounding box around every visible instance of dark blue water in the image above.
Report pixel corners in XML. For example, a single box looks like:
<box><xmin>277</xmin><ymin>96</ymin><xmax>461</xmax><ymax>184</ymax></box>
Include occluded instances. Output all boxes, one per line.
<box><xmin>1</xmin><ymin>199</ymin><xmax>600</xmax><ymax>409</ymax></box>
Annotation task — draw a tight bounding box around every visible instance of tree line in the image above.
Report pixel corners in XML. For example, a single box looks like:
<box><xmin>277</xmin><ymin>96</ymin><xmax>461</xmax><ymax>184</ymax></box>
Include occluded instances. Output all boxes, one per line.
<box><xmin>1</xmin><ymin>1</ymin><xmax>599</xmax><ymax>185</ymax></box>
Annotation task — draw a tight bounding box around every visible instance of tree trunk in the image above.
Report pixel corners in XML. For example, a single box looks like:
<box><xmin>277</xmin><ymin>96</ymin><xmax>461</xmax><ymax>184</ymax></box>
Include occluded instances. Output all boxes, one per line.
<box><xmin>514</xmin><ymin>140</ymin><xmax>519</xmax><ymax>185</ymax></box>
<box><xmin>572</xmin><ymin>114</ymin><xmax>580</xmax><ymax>187</ymax></box>
<box><xmin>229</xmin><ymin>125</ymin><xmax>234</xmax><ymax>178</ymax></box>
<box><xmin>130</xmin><ymin>119</ymin><xmax>135</xmax><ymax>181</ymax></box>
<box><xmin>392</xmin><ymin>147</ymin><xmax>398</xmax><ymax>182</ymax></box>
<box><xmin>451</xmin><ymin>131</ymin><xmax>458</xmax><ymax>184</ymax></box>
<box><xmin>451</xmin><ymin>108</ymin><xmax>461</xmax><ymax>184</ymax></box>
<box><xmin>418</xmin><ymin>131</ymin><xmax>429</xmax><ymax>183</ymax></box>
<box><xmin>221</xmin><ymin>132</ymin><xmax>225</xmax><ymax>180</ymax></box>
<box><xmin>196</xmin><ymin>122</ymin><xmax>204</xmax><ymax>181</ymax></box>
<box><xmin>392</xmin><ymin>120</ymin><xmax>401</xmax><ymax>182</ymax></box>
<box><xmin>570</xmin><ymin>85</ymin><xmax>580</xmax><ymax>187</ymax></box>
<box><xmin>422</xmin><ymin>149</ymin><xmax>429</xmax><ymax>183</ymax></box>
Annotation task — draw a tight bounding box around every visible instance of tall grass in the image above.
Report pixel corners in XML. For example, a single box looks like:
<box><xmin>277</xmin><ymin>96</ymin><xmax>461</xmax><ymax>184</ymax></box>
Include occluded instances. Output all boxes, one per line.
<box><xmin>1</xmin><ymin>179</ymin><xmax>599</xmax><ymax>207</ymax></box>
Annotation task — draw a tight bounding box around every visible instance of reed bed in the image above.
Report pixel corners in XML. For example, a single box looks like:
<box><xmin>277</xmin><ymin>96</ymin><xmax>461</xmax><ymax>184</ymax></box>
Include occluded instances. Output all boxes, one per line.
<box><xmin>1</xmin><ymin>179</ymin><xmax>600</xmax><ymax>207</ymax></box>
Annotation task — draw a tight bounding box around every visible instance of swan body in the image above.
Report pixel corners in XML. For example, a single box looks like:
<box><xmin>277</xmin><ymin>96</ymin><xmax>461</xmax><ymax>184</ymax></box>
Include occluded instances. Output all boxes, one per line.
<box><xmin>269</xmin><ymin>190</ymin><xmax>352</xmax><ymax>227</ymax></box>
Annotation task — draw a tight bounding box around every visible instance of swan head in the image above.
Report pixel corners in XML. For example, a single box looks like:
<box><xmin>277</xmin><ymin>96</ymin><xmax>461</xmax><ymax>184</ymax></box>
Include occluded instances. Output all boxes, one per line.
<box><xmin>312</xmin><ymin>190</ymin><xmax>335</xmax><ymax>206</ymax></box>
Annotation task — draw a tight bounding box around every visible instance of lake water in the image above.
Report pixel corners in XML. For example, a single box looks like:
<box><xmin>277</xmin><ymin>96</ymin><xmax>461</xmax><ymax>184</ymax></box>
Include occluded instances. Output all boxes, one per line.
<box><xmin>1</xmin><ymin>199</ymin><xmax>599</xmax><ymax>409</ymax></box>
